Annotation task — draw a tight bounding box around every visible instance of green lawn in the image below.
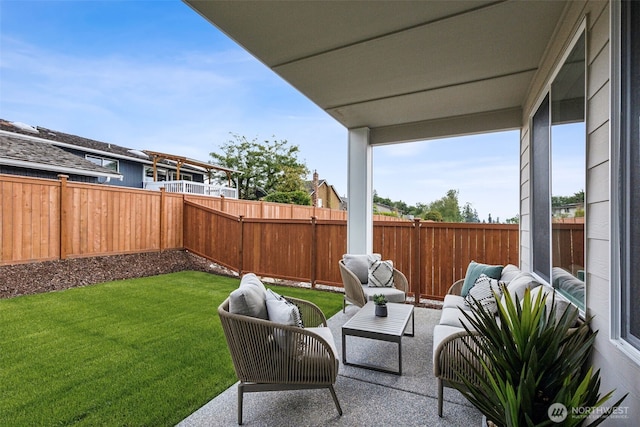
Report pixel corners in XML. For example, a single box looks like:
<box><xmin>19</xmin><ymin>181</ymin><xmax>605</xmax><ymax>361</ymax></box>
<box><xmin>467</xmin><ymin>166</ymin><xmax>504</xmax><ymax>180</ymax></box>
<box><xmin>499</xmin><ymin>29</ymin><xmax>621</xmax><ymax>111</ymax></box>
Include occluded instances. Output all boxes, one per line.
<box><xmin>0</xmin><ymin>271</ymin><xmax>343</xmax><ymax>426</ymax></box>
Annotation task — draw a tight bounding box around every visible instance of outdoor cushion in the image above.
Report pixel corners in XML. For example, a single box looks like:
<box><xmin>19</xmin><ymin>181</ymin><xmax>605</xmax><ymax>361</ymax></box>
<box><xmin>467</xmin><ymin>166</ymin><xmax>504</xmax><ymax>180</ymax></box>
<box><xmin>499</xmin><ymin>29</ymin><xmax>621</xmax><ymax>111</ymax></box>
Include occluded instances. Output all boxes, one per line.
<box><xmin>239</xmin><ymin>272</ymin><xmax>267</xmax><ymax>294</ymax></box>
<box><xmin>500</xmin><ymin>264</ymin><xmax>521</xmax><ymax>284</ymax></box>
<box><xmin>461</xmin><ymin>261</ymin><xmax>504</xmax><ymax>296</ymax></box>
<box><xmin>306</xmin><ymin>326</ymin><xmax>338</xmax><ymax>358</ymax></box>
<box><xmin>265</xmin><ymin>289</ymin><xmax>305</xmax><ymax>356</ymax></box>
<box><xmin>501</xmin><ymin>271</ymin><xmax>540</xmax><ymax>306</ymax></box>
<box><xmin>229</xmin><ymin>274</ymin><xmax>268</xmax><ymax>319</ymax></box>
<box><xmin>442</xmin><ymin>294</ymin><xmax>468</xmax><ymax>310</ymax></box>
<box><xmin>265</xmin><ymin>289</ymin><xmax>304</xmax><ymax>327</ymax></box>
<box><xmin>362</xmin><ymin>285</ymin><xmax>405</xmax><ymax>303</ymax></box>
<box><xmin>438</xmin><ymin>307</ymin><xmax>478</xmax><ymax>330</ymax></box>
<box><xmin>342</xmin><ymin>253</ymin><xmax>381</xmax><ymax>284</ymax></box>
<box><xmin>464</xmin><ymin>274</ymin><xmax>503</xmax><ymax>315</ymax></box>
<box><xmin>530</xmin><ymin>284</ymin><xmax>576</xmax><ymax>324</ymax></box>
<box><xmin>368</xmin><ymin>259</ymin><xmax>394</xmax><ymax>287</ymax></box>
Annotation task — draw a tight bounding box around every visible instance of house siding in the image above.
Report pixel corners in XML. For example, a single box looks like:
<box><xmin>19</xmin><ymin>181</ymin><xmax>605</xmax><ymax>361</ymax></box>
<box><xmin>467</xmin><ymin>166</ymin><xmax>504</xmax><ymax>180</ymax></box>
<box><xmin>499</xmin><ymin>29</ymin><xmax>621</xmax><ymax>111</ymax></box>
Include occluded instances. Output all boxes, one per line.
<box><xmin>521</xmin><ymin>1</ymin><xmax>639</xmax><ymax>422</ymax></box>
<box><xmin>0</xmin><ymin>166</ymin><xmax>97</xmax><ymax>183</ymax></box>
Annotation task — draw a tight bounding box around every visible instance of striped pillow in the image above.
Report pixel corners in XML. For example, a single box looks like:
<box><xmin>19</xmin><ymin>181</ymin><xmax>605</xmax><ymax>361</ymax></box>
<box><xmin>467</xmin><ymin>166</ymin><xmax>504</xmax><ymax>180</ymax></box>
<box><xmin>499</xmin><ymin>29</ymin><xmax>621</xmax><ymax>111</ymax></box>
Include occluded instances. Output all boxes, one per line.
<box><xmin>464</xmin><ymin>274</ymin><xmax>504</xmax><ymax>314</ymax></box>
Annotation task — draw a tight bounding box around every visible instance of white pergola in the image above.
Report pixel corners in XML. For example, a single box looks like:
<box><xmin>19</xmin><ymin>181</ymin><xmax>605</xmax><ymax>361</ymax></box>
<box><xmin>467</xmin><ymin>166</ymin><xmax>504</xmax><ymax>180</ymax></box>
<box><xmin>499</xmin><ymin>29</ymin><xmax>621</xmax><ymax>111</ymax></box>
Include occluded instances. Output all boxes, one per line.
<box><xmin>184</xmin><ymin>0</ymin><xmax>568</xmax><ymax>253</ymax></box>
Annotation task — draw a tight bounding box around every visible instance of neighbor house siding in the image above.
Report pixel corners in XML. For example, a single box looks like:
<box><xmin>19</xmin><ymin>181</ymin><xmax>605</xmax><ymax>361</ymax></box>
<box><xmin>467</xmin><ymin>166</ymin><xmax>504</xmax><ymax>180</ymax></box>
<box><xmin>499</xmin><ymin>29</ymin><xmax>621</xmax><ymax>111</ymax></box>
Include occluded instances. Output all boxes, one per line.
<box><xmin>521</xmin><ymin>1</ymin><xmax>639</xmax><ymax>422</ymax></box>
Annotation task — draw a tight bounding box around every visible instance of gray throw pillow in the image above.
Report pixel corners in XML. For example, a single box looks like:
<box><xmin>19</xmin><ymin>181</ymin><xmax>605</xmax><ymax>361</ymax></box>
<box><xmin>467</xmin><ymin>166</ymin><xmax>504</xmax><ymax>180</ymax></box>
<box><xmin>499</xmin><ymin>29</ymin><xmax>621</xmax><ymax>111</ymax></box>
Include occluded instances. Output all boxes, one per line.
<box><xmin>229</xmin><ymin>285</ymin><xmax>268</xmax><ymax>319</ymax></box>
<box><xmin>343</xmin><ymin>253</ymin><xmax>381</xmax><ymax>284</ymax></box>
<box><xmin>228</xmin><ymin>273</ymin><xmax>268</xmax><ymax>319</ymax></box>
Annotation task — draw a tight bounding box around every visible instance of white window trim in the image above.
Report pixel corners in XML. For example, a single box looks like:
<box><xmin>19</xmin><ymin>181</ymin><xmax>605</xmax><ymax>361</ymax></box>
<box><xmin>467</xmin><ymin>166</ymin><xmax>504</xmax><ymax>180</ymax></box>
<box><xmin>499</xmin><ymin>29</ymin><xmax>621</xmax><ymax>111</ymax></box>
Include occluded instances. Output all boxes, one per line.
<box><xmin>609</xmin><ymin>0</ymin><xmax>640</xmax><ymax>366</ymax></box>
<box><xmin>85</xmin><ymin>154</ymin><xmax>119</xmax><ymax>172</ymax></box>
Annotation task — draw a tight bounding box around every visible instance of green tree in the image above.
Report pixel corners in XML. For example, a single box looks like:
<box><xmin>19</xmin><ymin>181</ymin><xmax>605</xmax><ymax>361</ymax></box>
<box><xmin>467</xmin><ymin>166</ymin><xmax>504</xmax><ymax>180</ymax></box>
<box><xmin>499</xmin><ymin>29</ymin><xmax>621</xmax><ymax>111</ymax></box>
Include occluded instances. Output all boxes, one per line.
<box><xmin>210</xmin><ymin>134</ymin><xmax>309</xmax><ymax>200</ymax></box>
<box><xmin>425</xmin><ymin>189</ymin><xmax>463</xmax><ymax>222</ymax></box>
<box><xmin>462</xmin><ymin>202</ymin><xmax>480</xmax><ymax>223</ymax></box>
<box><xmin>424</xmin><ymin>210</ymin><xmax>443</xmax><ymax>222</ymax></box>
<box><xmin>263</xmin><ymin>190</ymin><xmax>311</xmax><ymax>205</ymax></box>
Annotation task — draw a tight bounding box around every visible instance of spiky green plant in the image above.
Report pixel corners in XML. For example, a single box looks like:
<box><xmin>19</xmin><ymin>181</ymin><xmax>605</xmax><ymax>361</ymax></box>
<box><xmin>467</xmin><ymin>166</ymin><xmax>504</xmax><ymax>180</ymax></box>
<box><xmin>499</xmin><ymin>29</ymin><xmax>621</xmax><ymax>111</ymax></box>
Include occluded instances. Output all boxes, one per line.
<box><xmin>452</xmin><ymin>286</ymin><xmax>627</xmax><ymax>427</ymax></box>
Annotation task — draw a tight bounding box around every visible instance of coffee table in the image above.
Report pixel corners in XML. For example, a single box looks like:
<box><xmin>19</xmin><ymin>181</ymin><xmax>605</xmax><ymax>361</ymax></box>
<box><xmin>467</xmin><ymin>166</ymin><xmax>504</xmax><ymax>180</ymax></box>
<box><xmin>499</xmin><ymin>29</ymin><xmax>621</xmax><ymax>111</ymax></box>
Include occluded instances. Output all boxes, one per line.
<box><xmin>341</xmin><ymin>301</ymin><xmax>414</xmax><ymax>375</ymax></box>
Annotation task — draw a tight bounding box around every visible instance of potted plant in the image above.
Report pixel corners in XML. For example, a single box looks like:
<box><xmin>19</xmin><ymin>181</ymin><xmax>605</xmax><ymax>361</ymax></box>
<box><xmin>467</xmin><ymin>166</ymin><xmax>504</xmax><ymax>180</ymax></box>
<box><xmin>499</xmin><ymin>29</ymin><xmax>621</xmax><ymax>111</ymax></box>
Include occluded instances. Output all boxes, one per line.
<box><xmin>373</xmin><ymin>294</ymin><xmax>388</xmax><ymax>317</ymax></box>
<box><xmin>452</xmin><ymin>287</ymin><xmax>627</xmax><ymax>427</ymax></box>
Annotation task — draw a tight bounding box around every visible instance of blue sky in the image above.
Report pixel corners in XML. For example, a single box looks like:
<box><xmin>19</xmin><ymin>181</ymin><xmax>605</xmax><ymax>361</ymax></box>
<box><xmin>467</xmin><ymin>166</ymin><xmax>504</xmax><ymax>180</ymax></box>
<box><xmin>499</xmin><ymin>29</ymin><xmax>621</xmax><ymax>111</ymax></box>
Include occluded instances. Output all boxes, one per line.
<box><xmin>0</xmin><ymin>0</ymin><xmax>524</xmax><ymax>221</ymax></box>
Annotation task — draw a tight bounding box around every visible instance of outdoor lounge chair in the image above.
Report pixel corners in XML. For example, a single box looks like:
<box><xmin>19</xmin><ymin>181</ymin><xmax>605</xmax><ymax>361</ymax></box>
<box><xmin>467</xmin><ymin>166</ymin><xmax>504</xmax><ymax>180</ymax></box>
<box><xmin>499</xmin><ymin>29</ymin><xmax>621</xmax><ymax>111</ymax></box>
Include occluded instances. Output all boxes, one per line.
<box><xmin>218</xmin><ymin>295</ymin><xmax>342</xmax><ymax>424</ymax></box>
<box><xmin>338</xmin><ymin>254</ymin><xmax>408</xmax><ymax>312</ymax></box>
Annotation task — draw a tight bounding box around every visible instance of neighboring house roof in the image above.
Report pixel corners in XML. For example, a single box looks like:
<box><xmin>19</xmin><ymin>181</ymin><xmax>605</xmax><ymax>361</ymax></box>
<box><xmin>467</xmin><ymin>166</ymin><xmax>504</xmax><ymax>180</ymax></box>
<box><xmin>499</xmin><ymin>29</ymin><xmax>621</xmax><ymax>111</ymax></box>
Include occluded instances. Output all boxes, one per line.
<box><xmin>0</xmin><ymin>133</ymin><xmax>123</xmax><ymax>180</ymax></box>
<box><xmin>0</xmin><ymin>119</ymin><xmax>224</xmax><ymax>175</ymax></box>
<box><xmin>303</xmin><ymin>178</ymin><xmax>341</xmax><ymax>198</ymax></box>
<box><xmin>0</xmin><ymin>119</ymin><xmax>149</xmax><ymax>161</ymax></box>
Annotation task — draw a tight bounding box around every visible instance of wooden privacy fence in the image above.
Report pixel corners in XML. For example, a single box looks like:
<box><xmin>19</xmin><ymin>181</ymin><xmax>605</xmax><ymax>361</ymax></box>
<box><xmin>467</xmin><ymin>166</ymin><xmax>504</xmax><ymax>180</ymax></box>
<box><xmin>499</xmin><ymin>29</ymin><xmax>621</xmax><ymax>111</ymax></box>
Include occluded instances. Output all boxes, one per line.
<box><xmin>184</xmin><ymin>201</ymin><xmax>522</xmax><ymax>301</ymax></box>
<box><xmin>184</xmin><ymin>194</ymin><xmax>404</xmax><ymax>221</ymax></box>
<box><xmin>2</xmin><ymin>174</ymin><xmax>583</xmax><ymax>300</ymax></box>
<box><xmin>0</xmin><ymin>174</ymin><xmax>399</xmax><ymax>265</ymax></box>
<box><xmin>1</xmin><ymin>174</ymin><xmax>183</xmax><ymax>264</ymax></box>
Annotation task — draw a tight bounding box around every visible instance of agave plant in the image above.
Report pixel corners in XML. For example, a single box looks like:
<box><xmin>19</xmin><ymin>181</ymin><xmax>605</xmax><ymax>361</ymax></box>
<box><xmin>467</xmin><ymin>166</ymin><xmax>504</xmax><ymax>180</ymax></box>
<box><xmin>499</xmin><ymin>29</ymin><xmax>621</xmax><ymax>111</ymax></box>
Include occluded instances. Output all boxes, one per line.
<box><xmin>452</xmin><ymin>286</ymin><xmax>627</xmax><ymax>427</ymax></box>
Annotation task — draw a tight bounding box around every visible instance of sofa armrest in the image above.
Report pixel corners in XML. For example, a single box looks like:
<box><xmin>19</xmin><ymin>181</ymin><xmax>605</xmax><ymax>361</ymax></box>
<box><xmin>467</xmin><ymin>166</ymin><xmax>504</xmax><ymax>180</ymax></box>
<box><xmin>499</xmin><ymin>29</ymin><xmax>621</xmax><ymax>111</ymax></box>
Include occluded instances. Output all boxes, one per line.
<box><xmin>433</xmin><ymin>328</ymin><xmax>486</xmax><ymax>383</ymax></box>
<box><xmin>447</xmin><ymin>279</ymin><xmax>465</xmax><ymax>296</ymax></box>
<box><xmin>392</xmin><ymin>268</ymin><xmax>409</xmax><ymax>293</ymax></box>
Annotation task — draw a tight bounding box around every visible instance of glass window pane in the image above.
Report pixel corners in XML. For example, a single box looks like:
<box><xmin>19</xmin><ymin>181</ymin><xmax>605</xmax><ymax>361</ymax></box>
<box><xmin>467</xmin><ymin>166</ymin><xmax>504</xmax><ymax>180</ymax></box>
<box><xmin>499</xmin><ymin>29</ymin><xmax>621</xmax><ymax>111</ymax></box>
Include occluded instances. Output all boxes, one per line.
<box><xmin>622</xmin><ymin>0</ymin><xmax>640</xmax><ymax>347</ymax></box>
<box><xmin>532</xmin><ymin>94</ymin><xmax>551</xmax><ymax>284</ymax></box>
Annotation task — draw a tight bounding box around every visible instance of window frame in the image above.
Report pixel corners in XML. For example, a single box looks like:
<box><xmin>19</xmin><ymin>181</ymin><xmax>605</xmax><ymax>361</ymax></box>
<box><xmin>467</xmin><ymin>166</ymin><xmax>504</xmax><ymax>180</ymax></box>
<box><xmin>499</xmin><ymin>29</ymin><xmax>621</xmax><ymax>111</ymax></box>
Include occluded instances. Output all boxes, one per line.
<box><xmin>611</xmin><ymin>0</ymin><xmax>640</xmax><ymax>363</ymax></box>
<box><xmin>85</xmin><ymin>154</ymin><xmax>119</xmax><ymax>172</ymax></box>
<box><xmin>529</xmin><ymin>22</ymin><xmax>587</xmax><ymax>306</ymax></box>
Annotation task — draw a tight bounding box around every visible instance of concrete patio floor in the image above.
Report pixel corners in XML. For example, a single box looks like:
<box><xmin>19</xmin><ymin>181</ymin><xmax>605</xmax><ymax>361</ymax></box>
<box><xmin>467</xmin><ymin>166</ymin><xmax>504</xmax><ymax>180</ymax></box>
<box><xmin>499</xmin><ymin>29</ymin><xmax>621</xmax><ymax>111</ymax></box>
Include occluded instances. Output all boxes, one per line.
<box><xmin>177</xmin><ymin>305</ymin><xmax>482</xmax><ymax>427</ymax></box>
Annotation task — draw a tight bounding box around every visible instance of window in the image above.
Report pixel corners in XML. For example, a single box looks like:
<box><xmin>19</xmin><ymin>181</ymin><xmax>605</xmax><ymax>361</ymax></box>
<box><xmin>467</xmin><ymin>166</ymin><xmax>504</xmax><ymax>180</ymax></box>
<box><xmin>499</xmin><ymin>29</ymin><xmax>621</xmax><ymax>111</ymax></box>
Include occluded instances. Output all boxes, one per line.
<box><xmin>145</xmin><ymin>166</ymin><xmax>167</xmax><ymax>182</ymax></box>
<box><xmin>170</xmin><ymin>171</ymin><xmax>192</xmax><ymax>181</ymax></box>
<box><xmin>617</xmin><ymin>0</ymin><xmax>640</xmax><ymax>352</ymax></box>
<box><xmin>86</xmin><ymin>155</ymin><xmax>119</xmax><ymax>172</ymax></box>
<box><xmin>530</xmin><ymin>28</ymin><xmax>586</xmax><ymax>312</ymax></box>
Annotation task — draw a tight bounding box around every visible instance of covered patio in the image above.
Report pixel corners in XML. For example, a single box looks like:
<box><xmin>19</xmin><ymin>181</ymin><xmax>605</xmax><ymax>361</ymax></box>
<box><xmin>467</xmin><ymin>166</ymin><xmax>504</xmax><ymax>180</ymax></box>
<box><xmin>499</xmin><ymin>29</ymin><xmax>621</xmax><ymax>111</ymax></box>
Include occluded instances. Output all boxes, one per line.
<box><xmin>182</xmin><ymin>0</ymin><xmax>639</xmax><ymax>424</ymax></box>
<box><xmin>178</xmin><ymin>305</ymin><xmax>481</xmax><ymax>426</ymax></box>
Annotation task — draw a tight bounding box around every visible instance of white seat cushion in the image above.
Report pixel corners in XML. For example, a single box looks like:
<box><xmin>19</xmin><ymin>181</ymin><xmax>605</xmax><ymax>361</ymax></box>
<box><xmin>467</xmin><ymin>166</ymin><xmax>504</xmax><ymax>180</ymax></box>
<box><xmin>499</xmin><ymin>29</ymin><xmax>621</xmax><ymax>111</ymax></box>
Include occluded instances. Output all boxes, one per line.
<box><xmin>362</xmin><ymin>285</ymin><xmax>405</xmax><ymax>303</ymax></box>
<box><xmin>438</xmin><ymin>307</ymin><xmax>478</xmax><ymax>331</ymax></box>
<box><xmin>306</xmin><ymin>326</ymin><xmax>338</xmax><ymax>358</ymax></box>
<box><xmin>442</xmin><ymin>294</ymin><xmax>468</xmax><ymax>310</ymax></box>
<box><xmin>433</xmin><ymin>324</ymin><xmax>466</xmax><ymax>363</ymax></box>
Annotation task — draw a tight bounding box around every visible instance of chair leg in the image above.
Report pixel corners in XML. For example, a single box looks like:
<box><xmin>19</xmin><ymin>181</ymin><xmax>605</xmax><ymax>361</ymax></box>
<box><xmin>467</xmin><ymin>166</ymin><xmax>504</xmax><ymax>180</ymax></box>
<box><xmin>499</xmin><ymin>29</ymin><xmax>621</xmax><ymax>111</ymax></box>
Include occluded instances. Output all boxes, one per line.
<box><xmin>238</xmin><ymin>383</ymin><xmax>244</xmax><ymax>425</ymax></box>
<box><xmin>437</xmin><ymin>378</ymin><xmax>443</xmax><ymax>417</ymax></box>
<box><xmin>343</xmin><ymin>297</ymin><xmax>346</xmax><ymax>313</ymax></box>
<box><xmin>329</xmin><ymin>385</ymin><xmax>343</xmax><ymax>416</ymax></box>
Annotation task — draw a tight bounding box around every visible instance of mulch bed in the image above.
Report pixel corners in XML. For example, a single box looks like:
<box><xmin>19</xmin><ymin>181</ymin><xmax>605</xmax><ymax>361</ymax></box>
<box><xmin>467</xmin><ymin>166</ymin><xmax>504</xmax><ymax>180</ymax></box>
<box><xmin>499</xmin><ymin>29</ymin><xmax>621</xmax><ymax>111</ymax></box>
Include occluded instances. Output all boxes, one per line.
<box><xmin>0</xmin><ymin>250</ymin><xmax>237</xmax><ymax>299</ymax></box>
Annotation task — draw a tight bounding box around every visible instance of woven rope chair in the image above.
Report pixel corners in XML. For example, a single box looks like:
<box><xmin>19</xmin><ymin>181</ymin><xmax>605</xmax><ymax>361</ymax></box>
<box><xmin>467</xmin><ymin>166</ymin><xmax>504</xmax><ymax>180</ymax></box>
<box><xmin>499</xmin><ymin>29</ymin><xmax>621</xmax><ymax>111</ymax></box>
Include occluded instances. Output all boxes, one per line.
<box><xmin>338</xmin><ymin>259</ymin><xmax>408</xmax><ymax>312</ymax></box>
<box><xmin>218</xmin><ymin>296</ymin><xmax>342</xmax><ymax>424</ymax></box>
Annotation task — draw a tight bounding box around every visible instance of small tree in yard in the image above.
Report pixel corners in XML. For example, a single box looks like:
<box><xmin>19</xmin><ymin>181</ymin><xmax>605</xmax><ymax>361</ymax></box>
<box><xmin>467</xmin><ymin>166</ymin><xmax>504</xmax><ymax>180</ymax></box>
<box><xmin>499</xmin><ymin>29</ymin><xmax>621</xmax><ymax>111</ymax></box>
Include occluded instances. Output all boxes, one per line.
<box><xmin>210</xmin><ymin>134</ymin><xmax>309</xmax><ymax>201</ymax></box>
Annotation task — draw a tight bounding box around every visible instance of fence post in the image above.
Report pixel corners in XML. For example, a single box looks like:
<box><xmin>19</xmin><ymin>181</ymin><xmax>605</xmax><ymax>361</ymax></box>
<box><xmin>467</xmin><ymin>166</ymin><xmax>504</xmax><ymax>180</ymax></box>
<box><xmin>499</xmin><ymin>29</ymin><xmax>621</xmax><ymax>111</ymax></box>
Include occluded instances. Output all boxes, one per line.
<box><xmin>238</xmin><ymin>215</ymin><xmax>244</xmax><ymax>275</ymax></box>
<box><xmin>310</xmin><ymin>216</ymin><xmax>317</xmax><ymax>288</ymax></box>
<box><xmin>413</xmin><ymin>218</ymin><xmax>421</xmax><ymax>306</ymax></box>
<box><xmin>58</xmin><ymin>174</ymin><xmax>70</xmax><ymax>260</ymax></box>
<box><xmin>159</xmin><ymin>188</ymin><xmax>166</xmax><ymax>251</ymax></box>
<box><xmin>220</xmin><ymin>194</ymin><xmax>225</xmax><ymax>212</ymax></box>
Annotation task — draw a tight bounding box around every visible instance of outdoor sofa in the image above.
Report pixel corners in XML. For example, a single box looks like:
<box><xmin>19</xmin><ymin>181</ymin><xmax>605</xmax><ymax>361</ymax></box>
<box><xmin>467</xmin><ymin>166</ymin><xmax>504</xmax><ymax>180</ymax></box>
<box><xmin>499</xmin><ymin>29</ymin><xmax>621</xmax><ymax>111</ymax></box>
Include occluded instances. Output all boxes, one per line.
<box><xmin>433</xmin><ymin>262</ymin><xmax>583</xmax><ymax>416</ymax></box>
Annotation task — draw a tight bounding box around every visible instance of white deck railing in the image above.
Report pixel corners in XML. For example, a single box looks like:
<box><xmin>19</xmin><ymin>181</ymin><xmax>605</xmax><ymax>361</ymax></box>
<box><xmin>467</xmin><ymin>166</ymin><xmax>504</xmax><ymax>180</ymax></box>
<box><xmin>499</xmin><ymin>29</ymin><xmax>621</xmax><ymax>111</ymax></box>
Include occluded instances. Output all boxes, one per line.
<box><xmin>144</xmin><ymin>180</ymin><xmax>238</xmax><ymax>198</ymax></box>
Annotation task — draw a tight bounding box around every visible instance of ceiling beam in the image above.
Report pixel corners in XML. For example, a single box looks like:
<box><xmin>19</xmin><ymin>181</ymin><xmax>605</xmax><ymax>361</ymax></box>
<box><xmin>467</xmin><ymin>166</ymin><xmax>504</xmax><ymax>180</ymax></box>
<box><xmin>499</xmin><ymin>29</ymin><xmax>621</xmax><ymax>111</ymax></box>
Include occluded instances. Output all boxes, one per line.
<box><xmin>369</xmin><ymin>107</ymin><xmax>522</xmax><ymax>145</ymax></box>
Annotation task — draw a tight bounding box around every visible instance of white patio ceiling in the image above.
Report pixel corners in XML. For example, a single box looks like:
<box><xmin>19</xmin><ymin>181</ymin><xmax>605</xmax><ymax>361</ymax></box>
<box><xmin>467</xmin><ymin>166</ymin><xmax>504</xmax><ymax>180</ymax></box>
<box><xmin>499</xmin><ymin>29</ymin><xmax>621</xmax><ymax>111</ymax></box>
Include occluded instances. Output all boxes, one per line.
<box><xmin>184</xmin><ymin>0</ymin><xmax>568</xmax><ymax>145</ymax></box>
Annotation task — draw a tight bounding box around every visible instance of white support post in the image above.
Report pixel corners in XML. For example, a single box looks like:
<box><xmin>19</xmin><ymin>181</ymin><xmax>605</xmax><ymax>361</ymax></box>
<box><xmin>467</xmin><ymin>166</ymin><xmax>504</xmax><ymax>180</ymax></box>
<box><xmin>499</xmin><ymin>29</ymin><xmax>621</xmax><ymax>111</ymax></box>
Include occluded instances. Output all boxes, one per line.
<box><xmin>347</xmin><ymin>127</ymin><xmax>373</xmax><ymax>254</ymax></box>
